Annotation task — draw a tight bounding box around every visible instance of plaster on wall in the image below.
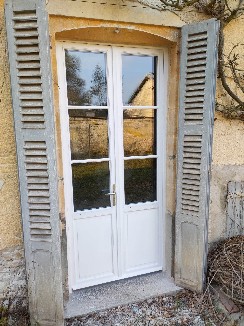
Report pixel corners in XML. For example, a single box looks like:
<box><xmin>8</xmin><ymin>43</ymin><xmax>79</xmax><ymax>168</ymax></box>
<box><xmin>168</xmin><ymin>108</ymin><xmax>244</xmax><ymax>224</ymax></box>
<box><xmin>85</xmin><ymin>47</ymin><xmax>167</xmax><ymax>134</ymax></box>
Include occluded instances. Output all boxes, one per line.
<box><xmin>212</xmin><ymin>113</ymin><xmax>244</xmax><ymax>166</ymax></box>
<box><xmin>47</xmin><ymin>0</ymin><xmax>185</xmax><ymax>27</ymax></box>
<box><xmin>0</xmin><ymin>0</ymin><xmax>22</xmax><ymax>250</ymax></box>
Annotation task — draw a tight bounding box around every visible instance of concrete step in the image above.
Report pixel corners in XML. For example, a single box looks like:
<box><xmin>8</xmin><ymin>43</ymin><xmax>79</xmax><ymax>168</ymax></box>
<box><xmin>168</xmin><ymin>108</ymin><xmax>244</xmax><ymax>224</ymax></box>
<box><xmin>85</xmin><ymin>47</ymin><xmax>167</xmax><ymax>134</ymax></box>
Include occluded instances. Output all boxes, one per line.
<box><xmin>64</xmin><ymin>272</ymin><xmax>181</xmax><ymax>319</ymax></box>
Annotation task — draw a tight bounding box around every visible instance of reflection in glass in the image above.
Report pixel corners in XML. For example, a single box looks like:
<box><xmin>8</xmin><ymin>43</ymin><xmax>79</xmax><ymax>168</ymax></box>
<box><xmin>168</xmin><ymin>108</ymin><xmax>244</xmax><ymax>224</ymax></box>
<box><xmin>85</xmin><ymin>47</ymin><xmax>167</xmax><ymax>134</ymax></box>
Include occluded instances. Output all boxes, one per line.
<box><xmin>72</xmin><ymin>162</ymin><xmax>110</xmax><ymax>211</ymax></box>
<box><xmin>65</xmin><ymin>50</ymin><xmax>107</xmax><ymax>106</ymax></box>
<box><xmin>122</xmin><ymin>55</ymin><xmax>157</xmax><ymax>106</ymax></box>
<box><xmin>123</xmin><ymin>109</ymin><xmax>156</xmax><ymax>156</ymax></box>
<box><xmin>69</xmin><ymin>109</ymin><xmax>109</xmax><ymax>160</ymax></box>
<box><xmin>124</xmin><ymin>159</ymin><xmax>157</xmax><ymax>204</ymax></box>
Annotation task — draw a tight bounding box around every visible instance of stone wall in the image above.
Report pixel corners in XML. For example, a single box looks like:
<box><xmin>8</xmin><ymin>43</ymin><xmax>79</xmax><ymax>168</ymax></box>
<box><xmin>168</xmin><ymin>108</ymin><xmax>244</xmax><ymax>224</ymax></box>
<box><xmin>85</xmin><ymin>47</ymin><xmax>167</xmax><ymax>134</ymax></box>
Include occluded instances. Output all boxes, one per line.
<box><xmin>0</xmin><ymin>246</ymin><xmax>27</xmax><ymax>302</ymax></box>
<box><xmin>0</xmin><ymin>246</ymin><xmax>28</xmax><ymax>324</ymax></box>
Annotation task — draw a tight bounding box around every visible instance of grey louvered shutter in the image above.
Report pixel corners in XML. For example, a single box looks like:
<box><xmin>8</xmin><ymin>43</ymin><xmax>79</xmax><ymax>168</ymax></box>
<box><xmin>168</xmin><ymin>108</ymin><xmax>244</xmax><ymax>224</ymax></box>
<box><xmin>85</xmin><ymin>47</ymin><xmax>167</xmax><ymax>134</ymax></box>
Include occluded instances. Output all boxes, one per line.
<box><xmin>5</xmin><ymin>0</ymin><xmax>64</xmax><ymax>324</ymax></box>
<box><xmin>175</xmin><ymin>19</ymin><xmax>219</xmax><ymax>292</ymax></box>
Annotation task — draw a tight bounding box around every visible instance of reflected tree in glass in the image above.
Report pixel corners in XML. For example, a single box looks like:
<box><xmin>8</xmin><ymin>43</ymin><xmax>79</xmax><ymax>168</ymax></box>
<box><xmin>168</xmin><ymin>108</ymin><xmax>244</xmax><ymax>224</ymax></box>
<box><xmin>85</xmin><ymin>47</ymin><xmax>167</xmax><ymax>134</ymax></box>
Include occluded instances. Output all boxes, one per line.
<box><xmin>65</xmin><ymin>50</ymin><xmax>107</xmax><ymax>106</ymax></box>
<box><xmin>90</xmin><ymin>64</ymin><xmax>107</xmax><ymax>106</ymax></box>
<box><xmin>65</xmin><ymin>51</ymin><xmax>91</xmax><ymax>106</ymax></box>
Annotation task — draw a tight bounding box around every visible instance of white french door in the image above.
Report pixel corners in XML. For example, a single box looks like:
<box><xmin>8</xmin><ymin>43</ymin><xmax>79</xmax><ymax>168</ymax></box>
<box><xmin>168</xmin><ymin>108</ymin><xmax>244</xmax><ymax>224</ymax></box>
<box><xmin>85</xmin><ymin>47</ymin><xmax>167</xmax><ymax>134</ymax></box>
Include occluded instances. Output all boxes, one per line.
<box><xmin>57</xmin><ymin>43</ymin><xmax>168</xmax><ymax>290</ymax></box>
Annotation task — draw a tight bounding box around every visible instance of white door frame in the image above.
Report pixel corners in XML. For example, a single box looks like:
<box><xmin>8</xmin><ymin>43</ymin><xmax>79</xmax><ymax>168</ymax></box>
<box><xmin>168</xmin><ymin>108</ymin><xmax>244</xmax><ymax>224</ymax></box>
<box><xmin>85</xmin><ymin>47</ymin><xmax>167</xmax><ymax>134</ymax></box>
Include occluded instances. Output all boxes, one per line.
<box><xmin>56</xmin><ymin>41</ymin><xmax>168</xmax><ymax>292</ymax></box>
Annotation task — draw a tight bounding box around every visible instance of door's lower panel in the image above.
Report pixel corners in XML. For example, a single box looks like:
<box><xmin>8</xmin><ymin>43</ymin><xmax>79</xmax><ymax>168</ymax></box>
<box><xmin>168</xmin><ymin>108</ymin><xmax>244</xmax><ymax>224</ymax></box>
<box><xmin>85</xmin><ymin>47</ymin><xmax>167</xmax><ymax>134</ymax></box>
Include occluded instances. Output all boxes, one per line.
<box><xmin>123</xmin><ymin>205</ymin><xmax>162</xmax><ymax>275</ymax></box>
<box><xmin>73</xmin><ymin>211</ymin><xmax>117</xmax><ymax>289</ymax></box>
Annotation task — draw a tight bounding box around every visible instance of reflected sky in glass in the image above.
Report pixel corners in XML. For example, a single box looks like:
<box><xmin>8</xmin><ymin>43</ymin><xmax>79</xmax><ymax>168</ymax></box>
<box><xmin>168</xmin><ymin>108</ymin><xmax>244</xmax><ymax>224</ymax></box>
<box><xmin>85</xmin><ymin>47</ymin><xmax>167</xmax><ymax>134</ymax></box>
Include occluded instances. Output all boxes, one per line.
<box><xmin>122</xmin><ymin>55</ymin><xmax>156</xmax><ymax>105</ymax></box>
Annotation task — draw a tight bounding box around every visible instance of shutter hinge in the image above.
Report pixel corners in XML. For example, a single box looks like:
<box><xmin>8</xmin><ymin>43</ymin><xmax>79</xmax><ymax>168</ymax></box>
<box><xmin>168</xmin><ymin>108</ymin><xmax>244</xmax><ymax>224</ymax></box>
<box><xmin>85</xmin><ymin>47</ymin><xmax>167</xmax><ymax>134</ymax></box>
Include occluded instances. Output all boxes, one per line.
<box><xmin>49</xmin><ymin>34</ymin><xmax>52</xmax><ymax>49</ymax></box>
<box><xmin>59</xmin><ymin>213</ymin><xmax>66</xmax><ymax>233</ymax></box>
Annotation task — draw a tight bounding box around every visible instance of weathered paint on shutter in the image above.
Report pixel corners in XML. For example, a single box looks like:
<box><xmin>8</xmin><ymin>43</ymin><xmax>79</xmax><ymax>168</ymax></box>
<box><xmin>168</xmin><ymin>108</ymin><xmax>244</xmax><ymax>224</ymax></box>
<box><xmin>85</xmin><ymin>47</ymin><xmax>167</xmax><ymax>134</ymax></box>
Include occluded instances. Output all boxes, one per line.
<box><xmin>227</xmin><ymin>181</ymin><xmax>244</xmax><ymax>237</ymax></box>
<box><xmin>175</xmin><ymin>19</ymin><xmax>219</xmax><ymax>292</ymax></box>
<box><xmin>5</xmin><ymin>0</ymin><xmax>64</xmax><ymax>324</ymax></box>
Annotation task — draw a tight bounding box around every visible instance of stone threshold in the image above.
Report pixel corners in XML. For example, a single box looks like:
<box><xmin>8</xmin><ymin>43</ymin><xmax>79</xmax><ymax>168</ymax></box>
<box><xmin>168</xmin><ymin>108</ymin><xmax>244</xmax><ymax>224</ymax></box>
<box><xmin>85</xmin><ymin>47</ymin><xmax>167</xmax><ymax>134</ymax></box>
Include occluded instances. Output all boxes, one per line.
<box><xmin>64</xmin><ymin>271</ymin><xmax>181</xmax><ymax>319</ymax></box>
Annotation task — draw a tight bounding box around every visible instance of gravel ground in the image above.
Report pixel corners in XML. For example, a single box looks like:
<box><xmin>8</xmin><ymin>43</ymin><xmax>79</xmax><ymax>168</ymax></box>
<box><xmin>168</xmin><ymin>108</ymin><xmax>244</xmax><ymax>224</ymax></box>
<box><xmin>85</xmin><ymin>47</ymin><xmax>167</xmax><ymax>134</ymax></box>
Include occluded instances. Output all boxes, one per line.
<box><xmin>66</xmin><ymin>290</ymin><xmax>221</xmax><ymax>326</ymax></box>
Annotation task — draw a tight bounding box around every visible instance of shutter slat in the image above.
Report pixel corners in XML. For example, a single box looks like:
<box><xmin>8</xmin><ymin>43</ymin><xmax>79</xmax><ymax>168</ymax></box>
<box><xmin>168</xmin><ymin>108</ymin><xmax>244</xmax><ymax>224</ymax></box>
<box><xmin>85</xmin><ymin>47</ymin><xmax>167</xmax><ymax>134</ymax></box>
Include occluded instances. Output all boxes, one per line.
<box><xmin>186</xmin><ymin>78</ymin><xmax>205</xmax><ymax>86</ymax></box>
<box><xmin>28</xmin><ymin>184</ymin><xmax>49</xmax><ymax>190</ymax></box>
<box><xmin>13</xmin><ymin>16</ymin><xmax>37</xmax><ymax>21</ymax></box>
<box><xmin>17</xmin><ymin>62</ymin><xmax>41</xmax><ymax>69</ymax></box>
<box><xmin>175</xmin><ymin>19</ymin><xmax>219</xmax><ymax>292</ymax></box>
<box><xmin>188</xmin><ymin>32</ymin><xmax>208</xmax><ymax>41</ymax></box>
<box><xmin>20</xmin><ymin>101</ymin><xmax>43</xmax><ymax>107</ymax></box>
<box><xmin>182</xmin><ymin>189</ymin><xmax>200</xmax><ymax>195</ymax></box>
<box><xmin>14</xmin><ymin>31</ymin><xmax>39</xmax><ymax>37</ymax></box>
<box><xmin>188</xmin><ymin>40</ymin><xmax>208</xmax><ymax>48</ymax></box>
<box><xmin>16</xmin><ymin>47</ymin><xmax>39</xmax><ymax>54</ymax></box>
<box><xmin>15</xmin><ymin>39</ymin><xmax>39</xmax><ymax>45</ymax></box>
<box><xmin>187</xmin><ymin>53</ymin><xmax>207</xmax><ymax>60</ymax></box>
<box><xmin>185</xmin><ymin>90</ymin><xmax>205</xmax><ymax>96</ymax></box>
<box><xmin>186</xmin><ymin>66</ymin><xmax>206</xmax><ymax>73</ymax></box>
<box><xmin>20</xmin><ymin>86</ymin><xmax>42</xmax><ymax>92</ymax></box>
<box><xmin>19</xmin><ymin>77</ymin><xmax>42</xmax><ymax>84</ymax></box>
<box><xmin>20</xmin><ymin>93</ymin><xmax>42</xmax><ymax>99</ymax></box>
<box><xmin>185</xmin><ymin>103</ymin><xmax>204</xmax><ymax>108</ymax></box>
<box><xmin>185</xmin><ymin>98</ymin><xmax>204</xmax><ymax>103</ymax></box>
<box><xmin>16</xmin><ymin>54</ymin><xmax>40</xmax><ymax>61</ymax></box>
<box><xmin>186</xmin><ymin>85</ymin><xmax>205</xmax><ymax>91</ymax></box>
<box><xmin>187</xmin><ymin>48</ymin><xmax>207</xmax><ymax>55</ymax></box>
<box><xmin>186</xmin><ymin>72</ymin><xmax>206</xmax><ymax>78</ymax></box>
<box><xmin>14</xmin><ymin>22</ymin><xmax>38</xmax><ymax>29</ymax></box>
<box><xmin>17</xmin><ymin>69</ymin><xmax>40</xmax><ymax>76</ymax></box>
<box><xmin>30</xmin><ymin>223</ymin><xmax>52</xmax><ymax>230</ymax></box>
<box><xmin>187</xmin><ymin>60</ymin><xmax>207</xmax><ymax>67</ymax></box>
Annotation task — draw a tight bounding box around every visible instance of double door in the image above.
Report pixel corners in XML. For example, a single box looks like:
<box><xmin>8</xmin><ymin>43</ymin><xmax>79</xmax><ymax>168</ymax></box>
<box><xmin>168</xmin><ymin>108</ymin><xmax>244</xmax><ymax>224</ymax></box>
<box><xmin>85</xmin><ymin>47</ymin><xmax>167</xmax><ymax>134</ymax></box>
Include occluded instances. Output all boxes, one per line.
<box><xmin>58</xmin><ymin>43</ymin><xmax>167</xmax><ymax>290</ymax></box>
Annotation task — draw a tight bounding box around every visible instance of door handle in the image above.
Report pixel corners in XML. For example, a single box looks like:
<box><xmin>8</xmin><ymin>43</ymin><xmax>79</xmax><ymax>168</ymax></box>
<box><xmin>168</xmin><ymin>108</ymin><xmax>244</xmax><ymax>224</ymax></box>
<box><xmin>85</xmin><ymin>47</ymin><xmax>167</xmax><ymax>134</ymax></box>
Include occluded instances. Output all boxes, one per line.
<box><xmin>105</xmin><ymin>184</ymin><xmax>116</xmax><ymax>206</ymax></box>
<box><xmin>106</xmin><ymin>192</ymin><xmax>116</xmax><ymax>206</ymax></box>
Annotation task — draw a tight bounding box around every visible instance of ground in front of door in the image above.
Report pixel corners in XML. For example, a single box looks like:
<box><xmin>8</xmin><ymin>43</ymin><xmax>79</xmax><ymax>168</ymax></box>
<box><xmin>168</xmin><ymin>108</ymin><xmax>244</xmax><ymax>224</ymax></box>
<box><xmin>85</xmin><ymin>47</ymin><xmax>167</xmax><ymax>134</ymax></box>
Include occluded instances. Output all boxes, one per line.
<box><xmin>65</xmin><ymin>290</ymin><xmax>235</xmax><ymax>326</ymax></box>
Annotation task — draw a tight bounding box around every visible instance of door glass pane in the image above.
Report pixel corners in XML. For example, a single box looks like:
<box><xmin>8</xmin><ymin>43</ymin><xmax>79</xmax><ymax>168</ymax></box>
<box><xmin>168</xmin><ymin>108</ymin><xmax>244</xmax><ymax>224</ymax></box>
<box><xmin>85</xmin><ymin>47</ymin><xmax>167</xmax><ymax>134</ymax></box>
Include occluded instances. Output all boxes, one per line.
<box><xmin>69</xmin><ymin>109</ymin><xmax>109</xmax><ymax>160</ymax></box>
<box><xmin>72</xmin><ymin>162</ymin><xmax>110</xmax><ymax>211</ymax></box>
<box><xmin>122</xmin><ymin>54</ymin><xmax>157</xmax><ymax>106</ymax></box>
<box><xmin>123</xmin><ymin>108</ymin><xmax>156</xmax><ymax>156</ymax></box>
<box><xmin>65</xmin><ymin>50</ymin><xmax>107</xmax><ymax>106</ymax></box>
<box><xmin>124</xmin><ymin>159</ymin><xmax>157</xmax><ymax>204</ymax></box>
